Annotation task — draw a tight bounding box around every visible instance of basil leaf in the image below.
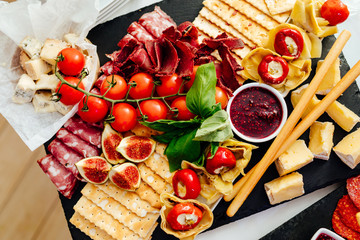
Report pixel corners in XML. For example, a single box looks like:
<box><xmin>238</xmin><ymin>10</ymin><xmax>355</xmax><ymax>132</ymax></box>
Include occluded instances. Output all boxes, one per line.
<box><xmin>152</xmin><ymin>128</ymin><xmax>188</xmax><ymax>143</ymax></box>
<box><xmin>165</xmin><ymin>128</ymin><xmax>202</xmax><ymax>172</ymax></box>
<box><xmin>140</xmin><ymin>119</ymin><xmax>200</xmax><ymax>132</ymax></box>
<box><xmin>209</xmin><ymin>142</ymin><xmax>219</xmax><ymax>159</ymax></box>
<box><xmin>194</xmin><ymin>110</ymin><xmax>233</xmax><ymax>142</ymax></box>
<box><xmin>186</xmin><ymin>62</ymin><xmax>217</xmax><ymax>118</ymax></box>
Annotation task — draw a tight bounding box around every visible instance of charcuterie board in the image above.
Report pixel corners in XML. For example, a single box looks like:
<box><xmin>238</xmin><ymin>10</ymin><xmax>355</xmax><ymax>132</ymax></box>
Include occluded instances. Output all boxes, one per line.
<box><xmin>56</xmin><ymin>0</ymin><xmax>360</xmax><ymax>239</ymax></box>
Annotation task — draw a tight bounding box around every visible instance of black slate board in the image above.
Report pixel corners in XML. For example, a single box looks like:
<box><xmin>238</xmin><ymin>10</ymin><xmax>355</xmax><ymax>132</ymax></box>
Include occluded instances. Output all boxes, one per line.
<box><xmin>260</xmin><ymin>183</ymin><xmax>347</xmax><ymax>240</ymax></box>
<box><xmin>58</xmin><ymin>0</ymin><xmax>360</xmax><ymax>239</ymax></box>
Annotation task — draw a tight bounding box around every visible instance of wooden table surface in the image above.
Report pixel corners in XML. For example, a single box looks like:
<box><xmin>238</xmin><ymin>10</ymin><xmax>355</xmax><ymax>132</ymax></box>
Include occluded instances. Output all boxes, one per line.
<box><xmin>0</xmin><ymin>114</ymin><xmax>71</xmax><ymax>240</ymax></box>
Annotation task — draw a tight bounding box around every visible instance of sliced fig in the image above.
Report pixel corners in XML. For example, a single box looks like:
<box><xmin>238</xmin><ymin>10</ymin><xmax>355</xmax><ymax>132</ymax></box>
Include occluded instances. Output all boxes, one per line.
<box><xmin>109</xmin><ymin>162</ymin><xmax>141</xmax><ymax>191</ymax></box>
<box><xmin>102</xmin><ymin>124</ymin><xmax>126</xmax><ymax>165</ymax></box>
<box><xmin>75</xmin><ymin>157</ymin><xmax>112</xmax><ymax>184</ymax></box>
<box><xmin>116</xmin><ymin>135</ymin><xmax>156</xmax><ymax>163</ymax></box>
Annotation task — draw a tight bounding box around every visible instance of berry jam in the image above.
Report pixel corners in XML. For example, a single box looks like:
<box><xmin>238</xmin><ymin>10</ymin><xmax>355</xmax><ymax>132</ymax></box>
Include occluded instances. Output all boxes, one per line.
<box><xmin>229</xmin><ymin>86</ymin><xmax>283</xmax><ymax>139</ymax></box>
<box><xmin>316</xmin><ymin>233</ymin><xmax>336</xmax><ymax>240</ymax></box>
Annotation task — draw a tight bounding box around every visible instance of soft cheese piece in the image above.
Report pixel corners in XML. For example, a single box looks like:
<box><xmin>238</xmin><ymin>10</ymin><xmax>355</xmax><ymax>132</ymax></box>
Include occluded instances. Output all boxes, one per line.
<box><xmin>63</xmin><ymin>33</ymin><xmax>79</xmax><ymax>47</ymax></box>
<box><xmin>53</xmin><ymin>101</ymin><xmax>72</xmax><ymax>115</ymax></box>
<box><xmin>316</xmin><ymin>58</ymin><xmax>341</xmax><ymax>95</ymax></box>
<box><xmin>291</xmin><ymin>84</ymin><xmax>320</xmax><ymax>118</ymax></box>
<box><xmin>333</xmin><ymin>128</ymin><xmax>360</xmax><ymax>169</ymax></box>
<box><xmin>19</xmin><ymin>36</ymin><xmax>43</xmax><ymax>59</ymax></box>
<box><xmin>19</xmin><ymin>51</ymin><xmax>30</xmax><ymax>70</ymax></box>
<box><xmin>32</xmin><ymin>91</ymin><xmax>56</xmax><ymax>113</ymax></box>
<box><xmin>264</xmin><ymin>172</ymin><xmax>304</xmax><ymax>205</ymax></box>
<box><xmin>12</xmin><ymin>74</ymin><xmax>36</xmax><ymax>104</ymax></box>
<box><xmin>309</xmin><ymin>121</ymin><xmax>335</xmax><ymax>160</ymax></box>
<box><xmin>24</xmin><ymin>58</ymin><xmax>52</xmax><ymax>80</ymax></box>
<box><xmin>275</xmin><ymin>140</ymin><xmax>314</xmax><ymax>176</ymax></box>
<box><xmin>36</xmin><ymin>74</ymin><xmax>59</xmax><ymax>92</ymax></box>
<box><xmin>40</xmin><ymin>39</ymin><xmax>70</xmax><ymax>65</ymax></box>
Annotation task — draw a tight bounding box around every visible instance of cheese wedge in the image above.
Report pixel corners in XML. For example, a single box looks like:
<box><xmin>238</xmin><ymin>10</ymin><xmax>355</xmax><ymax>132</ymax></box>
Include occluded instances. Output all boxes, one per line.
<box><xmin>12</xmin><ymin>74</ymin><xmax>36</xmax><ymax>104</ymax></box>
<box><xmin>19</xmin><ymin>51</ymin><xmax>30</xmax><ymax>70</ymax></box>
<box><xmin>19</xmin><ymin>36</ymin><xmax>42</xmax><ymax>59</ymax></box>
<box><xmin>316</xmin><ymin>58</ymin><xmax>341</xmax><ymax>95</ymax></box>
<box><xmin>275</xmin><ymin>140</ymin><xmax>314</xmax><ymax>176</ymax></box>
<box><xmin>291</xmin><ymin>84</ymin><xmax>320</xmax><ymax>118</ymax></box>
<box><xmin>40</xmin><ymin>39</ymin><xmax>70</xmax><ymax>65</ymax></box>
<box><xmin>24</xmin><ymin>58</ymin><xmax>52</xmax><ymax>80</ymax></box>
<box><xmin>264</xmin><ymin>172</ymin><xmax>304</xmax><ymax>205</ymax></box>
<box><xmin>309</xmin><ymin>121</ymin><xmax>335</xmax><ymax>160</ymax></box>
<box><xmin>32</xmin><ymin>91</ymin><xmax>56</xmax><ymax>113</ymax></box>
<box><xmin>36</xmin><ymin>74</ymin><xmax>59</xmax><ymax>92</ymax></box>
<box><xmin>333</xmin><ymin>128</ymin><xmax>360</xmax><ymax>169</ymax></box>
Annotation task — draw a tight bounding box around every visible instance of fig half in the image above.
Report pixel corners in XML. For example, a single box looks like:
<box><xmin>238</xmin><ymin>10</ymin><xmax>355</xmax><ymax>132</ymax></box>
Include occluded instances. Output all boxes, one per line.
<box><xmin>109</xmin><ymin>162</ymin><xmax>141</xmax><ymax>191</ymax></box>
<box><xmin>102</xmin><ymin>124</ymin><xmax>126</xmax><ymax>165</ymax></box>
<box><xmin>75</xmin><ymin>157</ymin><xmax>112</xmax><ymax>184</ymax></box>
<box><xmin>116</xmin><ymin>135</ymin><xmax>156</xmax><ymax>163</ymax></box>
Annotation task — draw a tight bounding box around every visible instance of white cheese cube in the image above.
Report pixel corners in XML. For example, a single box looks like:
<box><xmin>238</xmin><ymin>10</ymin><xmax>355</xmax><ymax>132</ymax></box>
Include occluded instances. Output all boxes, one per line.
<box><xmin>316</xmin><ymin>58</ymin><xmax>341</xmax><ymax>95</ymax></box>
<box><xmin>264</xmin><ymin>172</ymin><xmax>304</xmax><ymax>205</ymax></box>
<box><xmin>40</xmin><ymin>39</ymin><xmax>70</xmax><ymax>65</ymax></box>
<box><xmin>32</xmin><ymin>91</ymin><xmax>56</xmax><ymax>113</ymax></box>
<box><xmin>309</xmin><ymin>121</ymin><xmax>335</xmax><ymax>160</ymax></box>
<box><xmin>12</xmin><ymin>74</ymin><xmax>36</xmax><ymax>104</ymax></box>
<box><xmin>36</xmin><ymin>74</ymin><xmax>59</xmax><ymax>92</ymax></box>
<box><xmin>19</xmin><ymin>36</ymin><xmax>43</xmax><ymax>59</ymax></box>
<box><xmin>63</xmin><ymin>33</ymin><xmax>79</xmax><ymax>47</ymax></box>
<box><xmin>24</xmin><ymin>58</ymin><xmax>52</xmax><ymax>80</ymax></box>
<box><xmin>326</xmin><ymin>101</ymin><xmax>360</xmax><ymax>132</ymax></box>
<box><xmin>19</xmin><ymin>50</ymin><xmax>30</xmax><ymax>70</ymax></box>
<box><xmin>333</xmin><ymin>128</ymin><xmax>360</xmax><ymax>169</ymax></box>
<box><xmin>275</xmin><ymin>140</ymin><xmax>314</xmax><ymax>176</ymax></box>
<box><xmin>53</xmin><ymin>101</ymin><xmax>72</xmax><ymax>115</ymax></box>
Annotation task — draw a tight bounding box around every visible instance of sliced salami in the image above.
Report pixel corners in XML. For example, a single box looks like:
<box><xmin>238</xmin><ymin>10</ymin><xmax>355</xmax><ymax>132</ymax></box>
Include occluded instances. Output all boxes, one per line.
<box><xmin>337</xmin><ymin>195</ymin><xmax>360</xmax><ymax>232</ymax></box>
<box><xmin>56</xmin><ymin>128</ymin><xmax>100</xmax><ymax>158</ymax></box>
<box><xmin>347</xmin><ymin>175</ymin><xmax>360</xmax><ymax>209</ymax></box>
<box><xmin>64</xmin><ymin>115</ymin><xmax>102</xmax><ymax>148</ymax></box>
<box><xmin>37</xmin><ymin>154</ymin><xmax>78</xmax><ymax>199</ymax></box>
<box><xmin>332</xmin><ymin>208</ymin><xmax>360</xmax><ymax>240</ymax></box>
<box><xmin>127</xmin><ymin>22</ymin><xmax>155</xmax><ymax>43</ymax></box>
<box><xmin>48</xmin><ymin>138</ymin><xmax>83</xmax><ymax>180</ymax></box>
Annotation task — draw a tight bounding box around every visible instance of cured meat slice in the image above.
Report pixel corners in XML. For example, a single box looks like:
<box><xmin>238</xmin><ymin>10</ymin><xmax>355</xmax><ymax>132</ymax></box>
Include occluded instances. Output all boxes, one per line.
<box><xmin>332</xmin><ymin>208</ymin><xmax>360</xmax><ymax>240</ymax></box>
<box><xmin>127</xmin><ymin>22</ymin><xmax>155</xmax><ymax>43</ymax></box>
<box><xmin>337</xmin><ymin>194</ymin><xmax>360</xmax><ymax>232</ymax></box>
<box><xmin>117</xmin><ymin>33</ymin><xmax>139</xmax><ymax>49</ymax></box>
<box><xmin>56</xmin><ymin>128</ymin><xmax>100</xmax><ymax>158</ymax></box>
<box><xmin>64</xmin><ymin>115</ymin><xmax>102</xmax><ymax>148</ymax></box>
<box><xmin>156</xmin><ymin>38</ymin><xmax>179</xmax><ymax>76</ymax></box>
<box><xmin>129</xmin><ymin>46</ymin><xmax>154</xmax><ymax>72</ymax></box>
<box><xmin>145</xmin><ymin>40</ymin><xmax>162</xmax><ymax>72</ymax></box>
<box><xmin>139</xmin><ymin>6</ymin><xmax>176</xmax><ymax>38</ymax></box>
<box><xmin>347</xmin><ymin>175</ymin><xmax>360</xmax><ymax>209</ymax></box>
<box><xmin>204</xmin><ymin>32</ymin><xmax>244</xmax><ymax>50</ymax></box>
<box><xmin>48</xmin><ymin>138</ymin><xmax>83</xmax><ymax>180</ymax></box>
<box><xmin>37</xmin><ymin>154</ymin><xmax>78</xmax><ymax>199</ymax></box>
<box><xmin>174</xmin><ymin>40</ymin><xmax>195</xmax><ymax>77</ymax></box>
<box><xmin>178</xmin><ymin>21</ymin><xmax>199</xmax><ymax>40</ymax></box>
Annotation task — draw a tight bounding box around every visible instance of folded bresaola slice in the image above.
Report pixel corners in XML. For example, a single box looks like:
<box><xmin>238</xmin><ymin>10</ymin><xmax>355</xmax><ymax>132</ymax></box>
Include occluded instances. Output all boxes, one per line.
<box><xmin>139</xmin><ymin>6</ymin><xmax>176</xmax><ymax>38</ymax></box>
<box><xmin>127</xmin><ymin>21</ymin><xmax>155</xmax><ymax>43</ymax></box>
<box><xmin>37</xmin><ymin>154</ymin><xmax>78</xmax><ymax>199</ymax></box>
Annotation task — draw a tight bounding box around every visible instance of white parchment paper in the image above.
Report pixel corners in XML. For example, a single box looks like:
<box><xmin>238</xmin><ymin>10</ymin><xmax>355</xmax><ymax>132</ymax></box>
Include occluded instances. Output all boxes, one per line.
<box><xmin>0</xmin><ymin>0</ymin><xmax>99</xmax><ymax>151</ymax></box>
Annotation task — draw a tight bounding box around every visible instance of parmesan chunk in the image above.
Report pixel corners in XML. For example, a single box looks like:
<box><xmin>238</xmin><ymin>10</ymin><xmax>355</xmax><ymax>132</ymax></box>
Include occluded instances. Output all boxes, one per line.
<box><xmin>36</xmin><ymin>74</ymin><xmax>59</xmax><ymax>92</ymax></box>
<box><xmin>40</xmin><ymin>39</ymin><xmax>70</xmax><ymax>65</ymax></box>
<box><xmin>309</xmin><ymin>121</ymin><xmax>334</xmax><ymax>160</ymax></box>
<box><xmin>19</xmin><ymin>36</ymin><xmax>42</xmax><ymax>59</ymax></box>
<box><xmin>333</xmin><ymin>128</ymin><xmax>360</xmax><ymax>169</ymax></box>
<box><xmin>12</xmin><ymin>74</ymin><xmax>36</xmax><ymax>104</ymax></box>
<box><xmin>24</xmin><ymin>58</ymin><xmax>52</xmax><ymax>80</ymax></box>
<box><xmin>32</xmin><ymin>91</ymin><xmax>56</xmax><ymax>113</ymax></box>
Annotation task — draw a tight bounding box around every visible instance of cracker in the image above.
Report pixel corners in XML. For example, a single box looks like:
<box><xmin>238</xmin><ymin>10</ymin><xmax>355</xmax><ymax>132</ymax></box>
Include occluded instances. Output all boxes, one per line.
<box><xmin>155</xmin><ymin>142</ymin><xmax>167</xmax><ymax>157</ymax></box>
<box><xmin>131</xmin><ymin>122</ymin><xmax>162</xmax><ymax>138</ymax></box>
<box><xmin>70</xmin><ymin>212</ymin><xmax>116</xmax><ymax>240</ymax></box>
<box><xmin>136</xmin><ymin>181</ymin><xmax>161</xmax><ymax>209</ymax></box>
<box><xmin>82</xmin><ymin>184</ymin><xmax>159</xmax><ymax>238</ymax></box>
<box><xmin>144</xmin><ymin>152</ymin><xmax>173</xmax><ymax>183</ymax></box>
<box><xmin>222</xmin><ymin>0</ymin><xmax>279</xmax><ymax>31</ymax></box>
<box><xmin>96</xmin><ymin>181</ymin><xmax>159</xmax><ymax>218</ymax></box>
<box><xmin>203</xmin><ymin>0</ymin><xmax>268</xmax><ymax>47</ymax></box>
<box><xmin>138</xmin><ymin>162</ymin><xmax>173</xmax><ymax>195</ymax></box>
<box><xmin>243</xmin><ymin>0</ymin><xmax>290</xmax><ymax>23</ymax></box>
<box><xmin>73</xmin><ymin>196</ymin><xmax>141</xmax><ymax>240</ymax></box>
<box><xmin>265</xmin><ymin>0</ymin><xmax>296</xmax><ymax>15</ymax></box>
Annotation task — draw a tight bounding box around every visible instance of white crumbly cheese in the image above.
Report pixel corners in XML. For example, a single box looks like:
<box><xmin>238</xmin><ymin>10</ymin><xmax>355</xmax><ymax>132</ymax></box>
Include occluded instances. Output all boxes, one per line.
<box><xmin>264</xmin><ymin>172</ymin><xmax>304</xmax><ymax>205</ymax></box>
<box><xmin>333</xmin><ymin>128</ymin><xmax>360</xmax><ymax>169</ymax></box>
<box><xmin>24</xmin><ymin>58</ymin><xmax>52</xmax><ymax>80</ymax></box>
<box><xmin>268</xmin><ymin>60</ymin><xmax>283</xmax><ymax>79</ymax></box>
<box><xmin>19</xmin><ymin>36</ymin><xmax>43</xmax><ymax>59</ymax></box>
<box><xmin>40</xmin><ymin>38</ymin><xmax>70</xmax><ymax>65</ymax></box>
<box><xmin>285</xmin><ymin>36</ymin><xmax>298</xmax><ymax>56</ymax></box>
<box><xmin>53</xmin><ymin>101</ymin><xmax>72</xmax><ymax>115</ymax></box>
<box><xmin>309</xmin><ymin>121</ymin><xmax>335</xmax><ymax>160</ymax></box>
<box><xmin>36</xmin><ymin>74</ymin><xmax>59</xmax><ymax>91</ymax></box>
<box><xmin>12</xmin><ymin>74</ymin><xmax>36</xmax><ymax>104</ymax></box>
<box><xmin>19</xmin><ymin>51</ymin><xmax>30</xmax><ymax>70</ymax></box>
<box><xmin>275</xmin><ymin>140</ymin><xmax>314</xmax><ymax>176</ymax></box>
<box><xmin>32</xmin><ymin>91</ymin><xmax>56</xmax><ymax>113</ymax></box>
<box><xmin>177</xmin><ymin>213</ymin><xmax>199</xmax><ymax>225</ymax></box>
<box><xmin>63</xmin><ymin>33</ymin><xmax>79</xmax><ymax>47</ymax></box>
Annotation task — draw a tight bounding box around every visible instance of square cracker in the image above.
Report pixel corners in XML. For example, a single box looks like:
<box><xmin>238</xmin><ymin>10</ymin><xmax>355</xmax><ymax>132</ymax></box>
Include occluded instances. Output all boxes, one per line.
<box><xmin>136</xmin><ymin>181</ymin><xmax>161</xmax><ymax>209</ymax></box>
<box><xmin>243</xmin><ymin>0</ymin><xmax>290</xmax><ymax>23</ymax></box>
<box><xmin>138</xmin><ymin>162</ymin><xmax>173</xmax><ymax>195</ymax></box>
<box><xmin>265</xmin><ymin>0</ymin><xmax>296</xmax><ymax>15</ymax></box>
<box><xmin>81</xmin><ymin>183</ymin><xmax>159</xmax><ymax>238</ymax></box>
<box><xmin>144</xmin><ymin>152</ymin><xmax>173</xmax><ymax>184</ymax></box>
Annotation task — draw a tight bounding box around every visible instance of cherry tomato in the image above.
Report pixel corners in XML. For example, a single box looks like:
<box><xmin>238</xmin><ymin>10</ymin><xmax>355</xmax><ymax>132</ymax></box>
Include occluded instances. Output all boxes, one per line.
<box><xmin>184</xmin><ymin>65</ymin><xmax>199</xmax><ymax>91</ymax></box>
<box><xmin>206</xmin><ymin>147</ymin><xmax>236</xmax><ymax>175</ymax></box>
<box><xmin>78</xmin><ymin>96</ymin><xmax>109</xmax><ymax>123</ymax></box>
<box><xmin>215</xmin><ymin>87</ymin><xmax>229</xmax><ymax>109</ymax></box>
<box><xmin>128</xmin><ymin>73</ymin><xmax>154</xmax><ymax>99</ymax></box>
<box><xmin>172</xmin><ymin>169</ymin><xmax>201</xmax><ymax>199</ymax></box>
<box><xmin>111</xmin><ymin>103</ymin><xmax>137</xmax><ymax>132</ymax></box>
<box><xmin>320</xmin><ymin>0</ymin><xmax>349</xmax><ymax>26</ymax></box>
<box><xmin>166</xmin><ymin>202</ymin><xmax>203</xmax><ymax>231</ymax></box>
<box><xmin>56</xmin><ymin>76</ymin><xmax>85</xmax><ymax>105</ymax></box>
<box><xmin>170</xmin><ymin>96</ymin><xmax>196</xmax><ymax>120</ymax></box>
<box><xmin>57</xmin><ymin>48</ymin><xmax>85</xmax><ymax>76</ymax></box>
<box><xmin>100</xmin><ymin>75</ymin><xmax>128</xmax><ymax>100</ymax></box>
<box><xmin>156</xmin><ymin>73</ymin><xmax>184</xmax><ymax>99</ymax></box>
<box><xmin>138</xmin><ymin>99</ymin><xmax>168</xmax><ymax>122</ymax></box>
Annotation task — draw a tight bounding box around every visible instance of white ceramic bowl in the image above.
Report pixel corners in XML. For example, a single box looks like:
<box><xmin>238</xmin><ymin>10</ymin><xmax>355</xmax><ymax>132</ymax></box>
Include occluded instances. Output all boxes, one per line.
<box><xmin>310</xmin><ymin>228</ymin><xmax>345</xmax><ymax>240</ymax></box>
<box><xmin>226</xmin><ymin>82</ymin><xmax>288</xmax><ymax>143</ymax></box>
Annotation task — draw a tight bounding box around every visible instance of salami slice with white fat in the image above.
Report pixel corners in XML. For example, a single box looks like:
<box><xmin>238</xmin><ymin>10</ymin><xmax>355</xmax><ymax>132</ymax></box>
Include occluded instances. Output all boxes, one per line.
<box><xmin>347</xmin><ymin>175</ymin><xmax>360</xmax><ymax>209</ymax></box>
<box><xmin>56</xmin><ymin>128</ymin><xmax>100</xmax><ymax>158</ymax></box>
<box><xmin>48</xmin><ymin>138</ymin><xmax>83</xmax><ymax>180</ymax></box>
<box><xmin>127</xmin><ymin>22</ymin><xmax>155</xmax><ymax>43</ymax></box>
<box><xmin>37</xmin><ymin>154</ymin><xmax>78</xmax><ymax>199</ymax></box>
<box><xmin>64</xmin><ymin>115</ymin><xmax>102</xmax><ymax>148</ymax></box>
